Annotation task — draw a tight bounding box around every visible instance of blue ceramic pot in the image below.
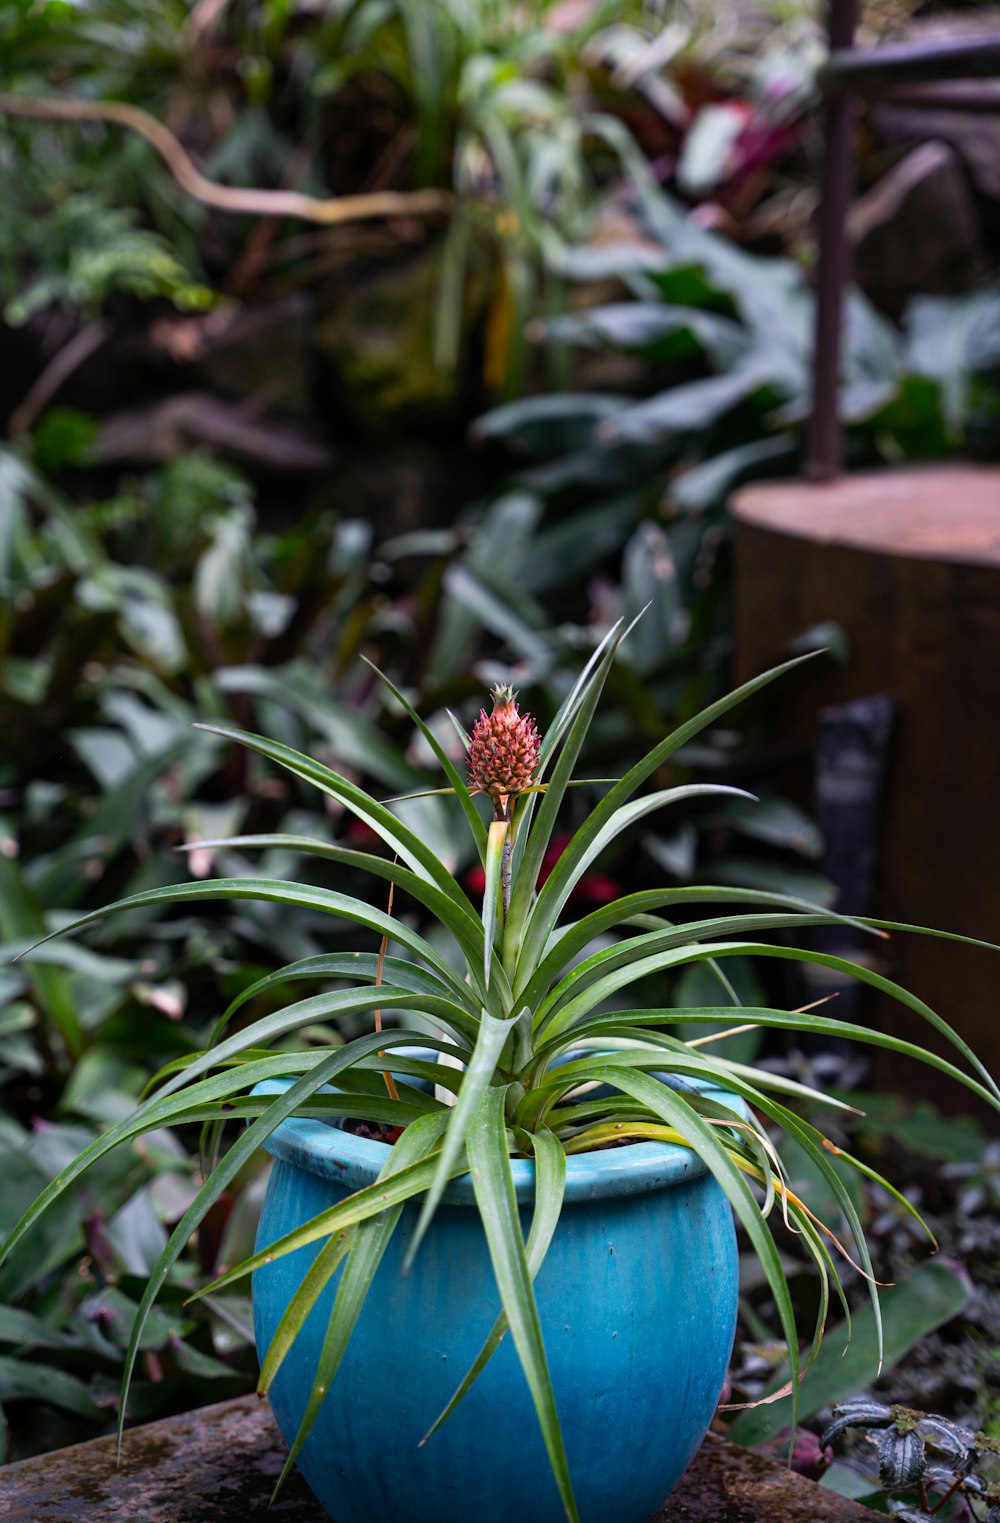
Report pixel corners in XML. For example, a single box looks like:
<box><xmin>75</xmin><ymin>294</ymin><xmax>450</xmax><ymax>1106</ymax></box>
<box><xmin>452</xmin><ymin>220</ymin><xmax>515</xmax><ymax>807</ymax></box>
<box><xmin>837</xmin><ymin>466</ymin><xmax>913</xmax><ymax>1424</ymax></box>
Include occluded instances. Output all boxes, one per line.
<box><xmin>252</xmin><ymin>1077</ymin><xmax>741</xmax><ymax>1523</ymax></box>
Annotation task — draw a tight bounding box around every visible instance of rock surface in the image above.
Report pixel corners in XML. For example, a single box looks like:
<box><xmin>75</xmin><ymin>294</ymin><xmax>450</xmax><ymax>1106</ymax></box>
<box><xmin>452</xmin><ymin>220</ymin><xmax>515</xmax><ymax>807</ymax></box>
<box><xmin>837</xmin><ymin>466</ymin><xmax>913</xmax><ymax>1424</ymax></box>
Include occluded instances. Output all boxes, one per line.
<box><xmin>315</xmin><ymin>240</ymin><xmax>492</xmax><ymax>432</ymax></box>
<box><xmin>0</xmin><ymin>1393</ymin><xmax>886</xmax><ymax>1523</ymax></box>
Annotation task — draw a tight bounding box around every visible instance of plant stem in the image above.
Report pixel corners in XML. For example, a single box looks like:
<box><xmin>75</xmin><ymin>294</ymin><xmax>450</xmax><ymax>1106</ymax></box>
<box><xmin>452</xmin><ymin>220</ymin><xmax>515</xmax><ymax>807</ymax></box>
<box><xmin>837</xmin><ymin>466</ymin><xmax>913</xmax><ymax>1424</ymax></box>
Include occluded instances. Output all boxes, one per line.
<box><xmin>928</xmin><ymin>1474</ymin><xmax>963</xmax><ymax>1514</ymax></box>
<box><xmin>501</xmin><ymin>834</ymin><xmax>513</xmax><ymax>922</ymax></box>
<box><xmin>374</xmin><ymin>875</ymin><xmax>399</xmax><ymax>1103</ymax></box>
<box><xmin>514</xmin><ymin>1008</ymin><xmax>533</xmax><ymax>1072</ymax></box>
<box><xmin>496</xmin><ymin>797</ymin><xmax>514</xmax><ymax>923</ymax></box>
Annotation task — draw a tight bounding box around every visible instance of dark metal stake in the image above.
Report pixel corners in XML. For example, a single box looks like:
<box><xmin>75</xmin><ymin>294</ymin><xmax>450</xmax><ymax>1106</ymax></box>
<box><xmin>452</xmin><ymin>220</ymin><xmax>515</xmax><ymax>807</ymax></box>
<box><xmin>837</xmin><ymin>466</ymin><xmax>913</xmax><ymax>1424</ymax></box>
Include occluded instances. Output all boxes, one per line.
<box><xmin>805</xmin><ymin>0</ymin><xmax>859</xmax><ymax>481</ymax></box>
<box><xmin>800</xmin><ymin>693</ymin><xmax>895</xmax><ymax>1035</ymax></box>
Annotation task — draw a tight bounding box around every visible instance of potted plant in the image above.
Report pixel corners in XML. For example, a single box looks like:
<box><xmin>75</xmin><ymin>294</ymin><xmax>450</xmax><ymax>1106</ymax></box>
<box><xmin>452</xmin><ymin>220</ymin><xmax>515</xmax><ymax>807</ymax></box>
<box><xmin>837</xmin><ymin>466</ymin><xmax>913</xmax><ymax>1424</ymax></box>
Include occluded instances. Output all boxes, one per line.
<box><xmin>5</xmin><ymin>622</ymin><xmax>998</xmax><ymax>1523</ymax></box>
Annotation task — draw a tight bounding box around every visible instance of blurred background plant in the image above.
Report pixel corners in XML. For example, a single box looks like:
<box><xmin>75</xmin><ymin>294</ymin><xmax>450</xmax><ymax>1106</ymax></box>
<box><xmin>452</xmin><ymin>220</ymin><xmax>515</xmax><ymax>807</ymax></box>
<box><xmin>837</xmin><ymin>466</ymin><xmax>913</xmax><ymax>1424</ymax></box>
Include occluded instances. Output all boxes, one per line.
<box><xmin>1</xmin><ymin>0</ymin><xmax>999</xmax><ymax>1473</ymax></box>
<box><xmin>818</xmin><ymin>1396</ymin><xmax>1000</xmax><ymax>1518</ymax></box>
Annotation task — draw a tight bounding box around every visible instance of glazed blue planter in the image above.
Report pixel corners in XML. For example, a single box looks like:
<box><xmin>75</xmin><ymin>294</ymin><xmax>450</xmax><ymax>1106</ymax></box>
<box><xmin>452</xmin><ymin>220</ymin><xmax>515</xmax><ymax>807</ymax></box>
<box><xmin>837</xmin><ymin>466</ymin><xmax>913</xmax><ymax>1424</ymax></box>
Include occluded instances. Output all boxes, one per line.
<box><xmin>252</xmin><ymin>1076</ymin><xmax>742</xmax><ymax>1523</ymax></box>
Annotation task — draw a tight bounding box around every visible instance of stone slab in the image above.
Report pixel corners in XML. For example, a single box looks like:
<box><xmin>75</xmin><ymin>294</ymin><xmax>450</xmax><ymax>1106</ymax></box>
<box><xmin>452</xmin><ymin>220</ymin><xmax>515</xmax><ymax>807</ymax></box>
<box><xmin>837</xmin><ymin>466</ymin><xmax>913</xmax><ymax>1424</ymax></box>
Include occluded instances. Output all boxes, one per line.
<box><xmin>0</xmin><ymin>1395</ymin><xmax>885</xmax><ymax>1523</ymax></box>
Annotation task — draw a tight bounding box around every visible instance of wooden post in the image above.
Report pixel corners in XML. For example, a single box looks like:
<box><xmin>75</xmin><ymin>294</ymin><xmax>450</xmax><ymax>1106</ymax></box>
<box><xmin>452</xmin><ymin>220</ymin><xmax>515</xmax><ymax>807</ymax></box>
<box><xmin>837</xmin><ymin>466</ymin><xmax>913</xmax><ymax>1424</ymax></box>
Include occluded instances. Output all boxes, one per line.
<box><xmin>731</xmin><ymin>465</ymin><xmax>1000</xmax><ymax>1107</ymax></box>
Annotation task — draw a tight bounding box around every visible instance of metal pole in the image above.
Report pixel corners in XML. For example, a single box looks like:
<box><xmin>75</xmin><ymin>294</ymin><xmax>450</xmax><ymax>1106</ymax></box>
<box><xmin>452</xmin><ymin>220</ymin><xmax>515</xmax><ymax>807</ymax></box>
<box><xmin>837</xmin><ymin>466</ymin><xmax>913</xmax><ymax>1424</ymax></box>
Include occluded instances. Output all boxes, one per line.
<box><xmin>805</xmin><ymin>0</ymin><xmax>859</xmax><ymax>481</ymax></box>
<box><xmin>819</xmin><ymin>33</ymin><xmax>1000</xmax><ymax>97</ymax></box>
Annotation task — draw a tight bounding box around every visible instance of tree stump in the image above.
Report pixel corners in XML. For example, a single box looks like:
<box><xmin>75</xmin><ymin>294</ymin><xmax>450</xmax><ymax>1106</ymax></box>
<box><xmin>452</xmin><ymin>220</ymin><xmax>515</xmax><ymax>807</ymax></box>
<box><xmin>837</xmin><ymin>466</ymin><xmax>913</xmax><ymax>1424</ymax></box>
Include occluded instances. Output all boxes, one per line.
<box><xmin>731</xmin><ymin>463</ymin><xmax>1000</xmax><ymax>1105</ymax></box>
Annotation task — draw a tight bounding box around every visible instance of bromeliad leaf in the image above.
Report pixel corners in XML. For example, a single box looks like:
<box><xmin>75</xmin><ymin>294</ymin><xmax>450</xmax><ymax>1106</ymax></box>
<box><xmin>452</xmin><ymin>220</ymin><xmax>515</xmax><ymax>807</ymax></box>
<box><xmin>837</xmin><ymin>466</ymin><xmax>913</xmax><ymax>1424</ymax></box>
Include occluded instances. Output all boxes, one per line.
<box><xmin>194</xmin><ymin>1141</ymin><xmax>475</xmax><ymax>1298</ymax></box>
<box><xmin>421</xmin><ymin>1125</ymin><xmax>566</xmax><ymax>1443</ymax></box>
<box><xmin>176</xmin><ymin>837</ymin><xmax>489</xmax><ymax>985</ymax></box>
<box><xmin>466</xmin><ymin>1086</ymin><xmax>579</xmax><ymax>1523</ymax></box>
<box><xmin>198</xmin><ymin>950</ymin><xmax>464</xmax><ymax>1054</ymax></box>
<box><xmin>0</xmin><ymin>1030</ymin><xmax>443</xmax><ymax>1275</ymax></box>
<box><xmin>192</xmin><ymin>723</ymin><xmax>481</xmax><ymax>928</ymax></box>
<box><xmin>517</xmin><ymin>783</ymin><xmax>756</xmax><ymax>981</ymax></box>
<box><xmin>404</xmin><ymin>1007</ymin><xmax>522</xmax><ymax>1271</ymax></box>
<box><xmin>361</xmin><ymin>657</ymin><xmax>489</xmax><ymax>861</ymax></box>
<box><xmin>518</xmin><ymin>652</ymin><xmax>820</xmax><ymax>972</ymax></box>
<box><xmin>504</xmin><ymin>614</ymin><xmax>628</xmax><ymax>969</ymax></box>
<box><xmin>483</xmin><ymin>820</ymin><xmax>508</xmax><ymax>990</ymax></box>
<box><xmin>15</xmin><ymin>876</ymin><xmax>478</xmax><ymax>1014</ymax></box>
<box><xmin>115</xmin><ymin>1034</ymin><xmax>436</xmax><ymax>1453</ymax></box>
<box><xmin>578</xmin><ymin>1065</ymin><xmax>803</xmax><ymax>1431</ymax></box>
<box><xmin>517</xmin><ymin>882</ymin><xmax>880</xmax><ymax>1011</ymax></box>
<box><xmin>267</xmin><ymin>1112</ymin><xmax>451</xmax><ymax>1498</ymax></box>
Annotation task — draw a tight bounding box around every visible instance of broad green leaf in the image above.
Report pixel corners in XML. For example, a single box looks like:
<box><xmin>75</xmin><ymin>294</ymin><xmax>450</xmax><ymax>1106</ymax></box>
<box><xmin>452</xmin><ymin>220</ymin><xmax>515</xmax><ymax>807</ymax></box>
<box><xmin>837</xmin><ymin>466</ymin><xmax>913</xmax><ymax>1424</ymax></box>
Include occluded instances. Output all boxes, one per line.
<box><xmin>471</xmin><ymin>393</ymin><xmax>626</xmax><ymax>453</ymax></box>
<box><xmin>213</xmin><ymin>666</ymin><xmax>422</xmax><ymax>791</ymax></box>
<box><xmin>677</xmin><ymin>103</ymin><xmax>748</xmax><ymax>196</ymax></box>
<box><xmin>0</xmin><ymin>1029</ymin><xmax>441</xmax><ymax>1274</ymax></box>
<box><xmin>0</xmin><ymin>1304</ymin><xmax>83</xmax><ymax>1353</ymax></box>
<box><xmin>0</xmin><ymin>1356</ymin><xmax>102</xmax><ymax>1419</ymax></box>
<box><xmin>727</xmin><ymin>1261</ymin><xmax>971</xmax><ymax>1447</ymax></box>
<box><xmin>541</xmin><ymin>301</ymin><xmax>746</xmax><ymax>367</ymax></box>
<box><xmin>0</xmin><ymin>855</ymin><xmax>84</xmax><ymax>1062</ymax></box>
<box><xmin>673</xmin><ymin>434</ymin><xmax>796</xmax><ymax>513</ymax></box>
<box><xmin>905</xmin><ymin>282</ymin><xmax>1000</xmax><ymax>435</ymax></box>
<box><xmin>605</xmin><ymin>361</ymin><xmax>778</xmax><ymax>446</ymax></box>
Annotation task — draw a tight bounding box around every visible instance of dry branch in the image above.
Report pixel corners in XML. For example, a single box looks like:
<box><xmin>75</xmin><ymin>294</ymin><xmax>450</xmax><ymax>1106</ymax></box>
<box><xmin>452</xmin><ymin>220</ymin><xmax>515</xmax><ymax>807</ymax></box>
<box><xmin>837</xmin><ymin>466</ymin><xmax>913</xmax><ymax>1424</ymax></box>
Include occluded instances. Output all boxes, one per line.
<box><xmin>0</xmin><ymin>93</ymin><xmax>453</xmax><ymax>226</ymax></box>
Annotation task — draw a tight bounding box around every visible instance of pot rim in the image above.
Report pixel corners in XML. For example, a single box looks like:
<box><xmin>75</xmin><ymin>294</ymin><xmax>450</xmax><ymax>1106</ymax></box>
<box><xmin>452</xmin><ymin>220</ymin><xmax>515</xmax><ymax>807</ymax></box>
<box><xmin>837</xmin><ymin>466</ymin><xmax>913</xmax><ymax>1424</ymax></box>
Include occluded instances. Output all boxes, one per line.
<box><xmin>252</xmin><ymin>1075</ymin><xmax>748</xmax><ymax>1205</ymax></box>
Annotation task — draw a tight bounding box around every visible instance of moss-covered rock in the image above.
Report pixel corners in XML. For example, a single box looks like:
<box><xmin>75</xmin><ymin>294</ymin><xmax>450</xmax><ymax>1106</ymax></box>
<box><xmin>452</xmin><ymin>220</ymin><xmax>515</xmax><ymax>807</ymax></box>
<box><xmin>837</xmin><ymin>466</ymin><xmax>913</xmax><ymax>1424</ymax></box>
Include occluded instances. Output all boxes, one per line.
<box><xmin>315</xmin><ymin>239</ymin><xmax>492</xmax><ymax>433</ymax></box>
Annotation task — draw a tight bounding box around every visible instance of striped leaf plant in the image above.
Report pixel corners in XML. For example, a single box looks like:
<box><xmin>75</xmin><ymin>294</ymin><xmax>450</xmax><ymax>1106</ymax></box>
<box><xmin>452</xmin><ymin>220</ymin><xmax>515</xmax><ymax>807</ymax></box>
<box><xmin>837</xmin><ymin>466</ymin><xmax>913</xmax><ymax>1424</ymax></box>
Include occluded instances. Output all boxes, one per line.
<box><xmin>5</xmin><ymin>620</ymin><xmax>999</xmax><ymax>1523</ymax></box>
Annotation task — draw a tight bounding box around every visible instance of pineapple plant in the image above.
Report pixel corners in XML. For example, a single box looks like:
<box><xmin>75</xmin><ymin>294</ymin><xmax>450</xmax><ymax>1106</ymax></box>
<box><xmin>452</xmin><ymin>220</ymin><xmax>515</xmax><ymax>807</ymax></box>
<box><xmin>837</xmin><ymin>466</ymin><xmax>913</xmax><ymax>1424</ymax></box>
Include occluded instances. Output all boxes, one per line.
<box><xmin>4</xmin><ymin>620</ymin><xmax>998</xmax><ymax>1523</ymax></box>
<box><xmin>467</xmin><ymin>683</ymin><xmax>541</xmax><ymax>806</ymax></box>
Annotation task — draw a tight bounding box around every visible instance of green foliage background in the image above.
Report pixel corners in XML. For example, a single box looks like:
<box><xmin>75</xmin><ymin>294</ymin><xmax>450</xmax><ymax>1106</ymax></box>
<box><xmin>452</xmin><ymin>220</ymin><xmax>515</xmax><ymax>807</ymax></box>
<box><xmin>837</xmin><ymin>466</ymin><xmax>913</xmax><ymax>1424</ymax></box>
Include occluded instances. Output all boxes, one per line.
<box><xmin>0</xmin><ymin>0</ymin><xmax>998</xmax><ymax>1477</ymax></box>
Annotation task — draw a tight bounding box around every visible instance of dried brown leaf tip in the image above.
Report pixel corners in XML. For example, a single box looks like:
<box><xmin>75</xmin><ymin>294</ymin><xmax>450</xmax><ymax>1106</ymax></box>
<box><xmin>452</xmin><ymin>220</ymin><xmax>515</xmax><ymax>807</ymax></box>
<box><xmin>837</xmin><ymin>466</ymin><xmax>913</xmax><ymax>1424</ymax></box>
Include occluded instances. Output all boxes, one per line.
<box><xmin>467</xmin><ymin>684</ymin><xmax>540</xmax><ymax>804</ymax></box>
